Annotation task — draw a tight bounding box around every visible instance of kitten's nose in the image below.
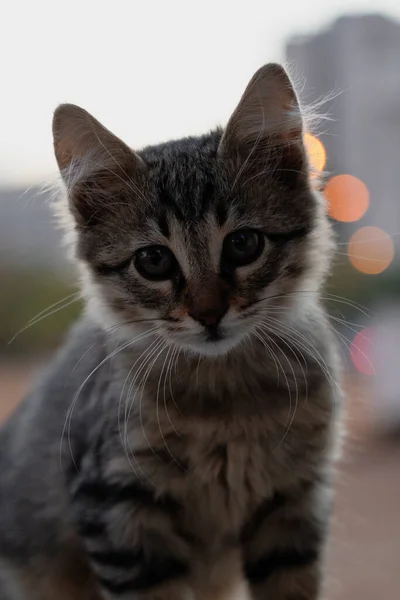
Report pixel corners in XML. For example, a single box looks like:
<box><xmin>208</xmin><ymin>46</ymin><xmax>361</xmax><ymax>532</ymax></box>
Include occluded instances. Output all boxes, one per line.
<box><xmin>186</xmin><ymin>277</ymin><xmax>230</xmax><ymax>329</ymax></box>
<box><xmin>189</xmin><ymin>307</ymin><xmax>227</xmax><ymax>328</ymax></box>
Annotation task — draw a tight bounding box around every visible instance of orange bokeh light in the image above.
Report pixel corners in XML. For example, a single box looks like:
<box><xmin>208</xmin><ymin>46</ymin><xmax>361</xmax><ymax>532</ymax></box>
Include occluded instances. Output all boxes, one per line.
<box><xmin>324</xmin><ymin>174</ymin><xmax>369</xmax><ymax>222</ymax></box>
<box><xmin>348</xmin><ymin>226</ymin><xmax>395</xmax><ymax>275</ymax></box>
<box><xmin>350</xmin><ymin>328</ymin><xmax>375</xmax><ymax>376</ymax></box>
<box><xmin>304</xmin><ymin>133</ymin><xmax>326</xmax><ymax>175</ymax></box>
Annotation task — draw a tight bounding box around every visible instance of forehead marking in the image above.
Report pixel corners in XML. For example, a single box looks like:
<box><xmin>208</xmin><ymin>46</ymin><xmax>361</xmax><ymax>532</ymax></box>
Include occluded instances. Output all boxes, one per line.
<box><xmin>167</xmin><ymin>216</ymin><xmax>192</xmax><ymax>278</ymax></box>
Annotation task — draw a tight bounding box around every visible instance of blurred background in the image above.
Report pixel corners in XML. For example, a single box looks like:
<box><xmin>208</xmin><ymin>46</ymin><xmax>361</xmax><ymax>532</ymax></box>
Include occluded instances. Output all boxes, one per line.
<box><xmin>1</xmin><ymin>1</ymin><xmax>399</xmax><ymax>598</ymax></box>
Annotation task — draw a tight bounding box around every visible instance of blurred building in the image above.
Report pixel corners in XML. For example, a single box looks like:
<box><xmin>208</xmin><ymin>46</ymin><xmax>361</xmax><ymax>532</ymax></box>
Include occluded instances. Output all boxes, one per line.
<box><xmin>287</xmin><ymin>14</ymin><xmax>400</xmax><ymax>254</ymax></box>
<box><xmin>0</xmin><ymin>187</ymin><xmax>66</xmax><ymax>270</ymax></box>
<box><xmin>287</xmin><ymin>14</ymin><xmax>400</xmax><ymax>429</ymax></box>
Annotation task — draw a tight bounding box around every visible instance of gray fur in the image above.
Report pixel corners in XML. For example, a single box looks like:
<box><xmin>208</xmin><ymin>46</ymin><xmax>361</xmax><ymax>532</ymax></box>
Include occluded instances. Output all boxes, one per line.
<box><xmin>0</xmin><ymin>64</ymin><xmax>342</xmax><ymax>600</ymax></box>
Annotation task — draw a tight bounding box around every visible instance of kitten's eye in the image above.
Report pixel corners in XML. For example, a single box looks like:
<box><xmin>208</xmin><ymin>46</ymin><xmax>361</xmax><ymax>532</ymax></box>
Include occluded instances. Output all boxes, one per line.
<box><xmin>222</xmin><ymin>229</ymin><xmax>264</xmax><ymax>267</ymax></box>
<box><xmin>135</xmin><ymin>246</ymin><xmax>178</xmax><ymax>281</ymax></box>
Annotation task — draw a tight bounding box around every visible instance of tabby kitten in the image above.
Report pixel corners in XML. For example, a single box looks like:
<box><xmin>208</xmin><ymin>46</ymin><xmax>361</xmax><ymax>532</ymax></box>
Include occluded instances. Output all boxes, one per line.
<box><xmin>0</xmin><ymin>64</ymin><xmax>341</xmax><ymax>600</ymax></box>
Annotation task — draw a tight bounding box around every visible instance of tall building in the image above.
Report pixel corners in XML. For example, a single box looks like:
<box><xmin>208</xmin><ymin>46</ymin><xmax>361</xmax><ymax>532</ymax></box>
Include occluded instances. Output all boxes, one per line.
<box><xmin>288</xmin><ymin>15</ymin><xmax>400</xmax><ymax>425</ymax></box>
<box><xmin>286</xmin><ymin>14</ymin><xmax>400</xmax><ymax>250</ymax></box>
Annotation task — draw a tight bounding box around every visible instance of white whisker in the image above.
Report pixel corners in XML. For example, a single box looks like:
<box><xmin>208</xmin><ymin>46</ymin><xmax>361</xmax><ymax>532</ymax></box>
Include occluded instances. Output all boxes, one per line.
<box><xmin>60</xmin><ymin>329</ymin><xmax>153</xmax><ymax>473</ymax></box>
<box><xmin>156</xmin><ymin>345</ymin><xmax>186</xmax><ymax>472</ymax></box>
<box><xmin>9</xmin><ymin>294</ymin><xmax>80</xmax><ymax>345</ymax></box>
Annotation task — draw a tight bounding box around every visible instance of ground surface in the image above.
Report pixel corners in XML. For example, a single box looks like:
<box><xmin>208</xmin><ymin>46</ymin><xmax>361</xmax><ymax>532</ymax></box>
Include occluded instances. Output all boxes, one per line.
<box><xmin>1</xmin><ymin>363</ymin><xmax>399</xmax><ymax>599</ymax></box>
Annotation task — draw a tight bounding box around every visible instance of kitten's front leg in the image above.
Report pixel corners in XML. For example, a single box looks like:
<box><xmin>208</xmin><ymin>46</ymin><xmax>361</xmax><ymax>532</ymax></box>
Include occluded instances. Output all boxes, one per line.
<box><xmin>67</xmin><ymin>447</ymin><xmax>191</xmax><ymax>600</ymax></box>
<box><xmin>241</xmin><ymin>481</ymin><xmax>330</xmax><ymax>600</ymax></box>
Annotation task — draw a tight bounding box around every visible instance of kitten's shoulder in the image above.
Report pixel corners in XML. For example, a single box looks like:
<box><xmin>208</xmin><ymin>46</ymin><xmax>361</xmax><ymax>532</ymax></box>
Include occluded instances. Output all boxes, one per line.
<box><xmin>0</xmin><ymin>317</ymin><xmax>107</xmax><ymax>558</ymax></box>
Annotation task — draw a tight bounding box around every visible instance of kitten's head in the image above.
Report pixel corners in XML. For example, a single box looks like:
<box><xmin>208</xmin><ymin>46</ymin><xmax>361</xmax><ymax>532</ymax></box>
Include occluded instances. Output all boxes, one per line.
<box><xmin>53</xmin><ymin>64</ymin><xmax>333</xmax><ymax>358</ymax></box>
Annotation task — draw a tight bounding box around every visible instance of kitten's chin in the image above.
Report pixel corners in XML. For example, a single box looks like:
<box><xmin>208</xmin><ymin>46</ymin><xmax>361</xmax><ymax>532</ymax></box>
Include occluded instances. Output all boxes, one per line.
<box><xmin>176</xmin><ymin>333</ymin><xmax>247</xmax><ymax>358</ymax></box>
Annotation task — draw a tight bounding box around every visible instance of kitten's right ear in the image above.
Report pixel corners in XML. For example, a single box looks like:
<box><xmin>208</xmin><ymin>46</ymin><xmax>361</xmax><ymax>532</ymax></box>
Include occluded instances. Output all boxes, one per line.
<box><xmin>218</xmin><ymin>64</ymin><xmax>305</xmax><ymax>172</ymax></box>
<box><xmin>52</xmin><ymin>104</ymin><xmax>145</xmax><ymax>224</ymax></box>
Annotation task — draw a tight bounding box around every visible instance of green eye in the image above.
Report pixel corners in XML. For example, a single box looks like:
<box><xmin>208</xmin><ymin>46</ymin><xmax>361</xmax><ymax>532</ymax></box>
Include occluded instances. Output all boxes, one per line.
<box><xmin>135</xmin><ymin>245</ymin><xmax>178</xmax><ymax>281</ymax></box>
<box><xmin>223</xmin><ymin>229</ymin><xmax>264</xmax><ymax>267</ymax></box>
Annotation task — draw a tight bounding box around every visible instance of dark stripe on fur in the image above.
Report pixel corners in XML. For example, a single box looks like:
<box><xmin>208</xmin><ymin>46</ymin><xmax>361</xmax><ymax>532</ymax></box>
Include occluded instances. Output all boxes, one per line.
<box><xmin>265</xmin><ymin>227</ymin><xmax>310</xmax><ymax>242</ymax></box>
<box><xmin>157</xmin><ymin>212</ymin><xmax>170</xmax><ymax>237</ymax></box>
<box><xmin>78</xmin><ymin>518</ymin><xmax>106</xmax><ymax>538</ymax></box>
<box><xmin>245</xmin><ymin>546</ymin><xmax>318</xmax><ymax>583</ymax></box>
<box><xmin>89</xmin><ymin>548</ymin><xmax>143</xmax><ymax>568</ymax></box>
<box><xmin>216</xmin><ymin>200</ymin><xmax>228</xmax><ymax>226</ymax></box>
<box><xmin>97</xmin><ymin>554</ymin><xmax>188</xmax><ymax>593</ymax></box>
<box><xmin>92</xmin><ymin>257</ymin><xmax>132</xmax><ymax>276</ymax></box>
<box><xmin>98</xmin><ymin>575</ymin><xmax>139</xmax><ymax>595</ymax></box>
<box><xmin>72</xmin><ymin>479</ymin><xmax>180</xmax><ymax>514</ymax></box>
<box><xmin>241</xmin><ymin>492</ymin><xmax>286</xmax><ymax>542</ymax></box>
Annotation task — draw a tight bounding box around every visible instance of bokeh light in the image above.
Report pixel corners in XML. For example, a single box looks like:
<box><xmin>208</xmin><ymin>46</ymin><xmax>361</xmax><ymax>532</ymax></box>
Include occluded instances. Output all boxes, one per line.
<box><xmin>348</xmin><ymin>226</ymin><xmax>395</xmax><ymax>275</ymax></box>
<box><xmin>350</xmin><ymin>328</ymin><xmax>375</xmax><ymax>376</ymax></box>
<box><xmin>325</xmin><ymin>174</ymin><xmax>369</xmax><ymax>222</ymax></box>
<box><xmin>304</xmin><ymin>133</ymin><xmax>326</xmax><ymax>175</ymax></box>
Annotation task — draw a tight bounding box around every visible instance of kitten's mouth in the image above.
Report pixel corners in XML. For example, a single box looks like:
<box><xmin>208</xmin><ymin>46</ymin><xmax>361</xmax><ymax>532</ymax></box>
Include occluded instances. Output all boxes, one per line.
<box><xmin>205</xmin><ymin>325</ymin><xmax>223</xmax><ymax>342</ymax></box>
<box><xmin>168</xmin><ymin>322</ymin><xmax>246</xmax><ymax>357</ymax></box>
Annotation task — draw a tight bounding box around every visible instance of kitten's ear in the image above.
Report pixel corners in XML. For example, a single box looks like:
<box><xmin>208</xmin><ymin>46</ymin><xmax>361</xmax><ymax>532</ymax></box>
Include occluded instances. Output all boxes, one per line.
<box><xmin>52</xmin><ymin>104</ymin><xmax>145</xmax><ymax>224</ymax></box>
<box><xmin>219</xmin><ymin>64</ymin><xmax>304</xmax><ymax>166</ymax></box>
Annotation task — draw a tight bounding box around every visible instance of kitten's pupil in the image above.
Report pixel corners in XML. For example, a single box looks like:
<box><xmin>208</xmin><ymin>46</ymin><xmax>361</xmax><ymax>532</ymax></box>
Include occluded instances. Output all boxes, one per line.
<box><xmin>233</xmin><ymin>232</ymin><xmax>253</xmax><ymax>252</ymax></box>
<box><xmin>223</xmin><ymin>229</ymin><xmax>264</xmax><ymax>267</ymax></box>
<box><xmin>135</xmin><ymin>246</ymin><xmax>177</xmax><ymax>281</ymax></box>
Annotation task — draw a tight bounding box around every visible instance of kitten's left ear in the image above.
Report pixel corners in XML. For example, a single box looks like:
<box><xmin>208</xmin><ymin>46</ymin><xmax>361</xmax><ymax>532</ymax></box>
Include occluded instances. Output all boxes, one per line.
<box><xmin>52</xmin><ymin>104</ymin><xmax>145</xmax><ymax>225</ymax></box>
<box><xmin>219</xmin><ymin>64</ymin><xmax>304</xmax><ymax>165</ymax></box>
<box><xmin>53</xmin><ymin>104</ymin><xmax>144</xmax><ymax>180</ymax></box>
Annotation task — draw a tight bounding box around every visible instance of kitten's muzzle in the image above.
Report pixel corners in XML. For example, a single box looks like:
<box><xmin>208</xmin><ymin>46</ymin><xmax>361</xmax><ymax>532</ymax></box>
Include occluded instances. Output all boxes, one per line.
<box><xmin>188</xmin><ymin>306</ymin><xmax>228</xmax><ymax>328</ymax></box>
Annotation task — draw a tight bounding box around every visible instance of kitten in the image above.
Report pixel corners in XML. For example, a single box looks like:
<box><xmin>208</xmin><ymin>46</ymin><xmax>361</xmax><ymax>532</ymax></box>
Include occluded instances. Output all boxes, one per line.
<box><xmin>0</xmin><ymin>64</ymin><xmax>342</xmax><ymax>600</ymax></box>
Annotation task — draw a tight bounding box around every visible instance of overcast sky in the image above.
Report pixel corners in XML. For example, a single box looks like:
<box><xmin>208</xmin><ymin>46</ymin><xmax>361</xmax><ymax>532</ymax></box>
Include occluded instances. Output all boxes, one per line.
<box><xmin>1</xmin><ymin>0</ymin><xmax>400</xmax><ymax>186</ymax></box>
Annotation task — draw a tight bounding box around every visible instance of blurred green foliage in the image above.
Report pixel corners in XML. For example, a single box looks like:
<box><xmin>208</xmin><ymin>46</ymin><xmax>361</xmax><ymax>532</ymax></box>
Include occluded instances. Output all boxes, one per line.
<box><xmin>327</xmin><ymin>257</ymin><xmax>400</xmax><ymax>310</ymax></box>
<box><xmin>0</xmin><ymin>269</ymin><xmax>82</xmax><ymax>356</ymax></box>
